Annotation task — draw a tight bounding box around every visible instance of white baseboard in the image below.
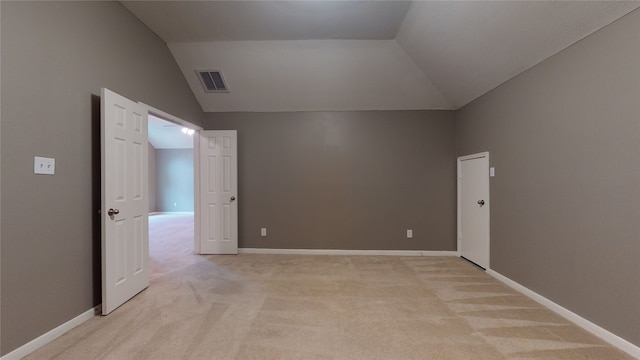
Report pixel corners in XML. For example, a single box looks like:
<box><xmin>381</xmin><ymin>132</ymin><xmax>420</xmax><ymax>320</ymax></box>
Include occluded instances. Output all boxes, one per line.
<box><xmin>487</xmin><ymin>269</ymin><xmax>640</xmax><ymax>358</ymax></box>
<box><xmin>239</xmin><ymin>248</ymin><xmax>458</xmax><ymax>257</ymax></box>
<box><xmin>1</xmin><ymin>306</ymin><xmax>98</xmax><ymax>360</ymax></box>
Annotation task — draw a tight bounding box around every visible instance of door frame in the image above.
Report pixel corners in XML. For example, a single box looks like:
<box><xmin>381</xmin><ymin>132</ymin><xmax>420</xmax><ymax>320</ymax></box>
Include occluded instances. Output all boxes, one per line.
<box><xmin>141</xmin><ymin>103</ymin><xmax>201</xmax><ymax>131</ymax></box>
<box><xmin>194</xmin><ymin>132</ymin><xmax>201</xmax><ymax>254</ymax></box>
<box><xmin>139</xmin><ymin>103</ymin><xmax>202</xmax><ymax>253</ymax></box>
<box><xmin>457</xmin><ymin>151</ymin><xmax>490</xmax><ymax>268</ymax></box>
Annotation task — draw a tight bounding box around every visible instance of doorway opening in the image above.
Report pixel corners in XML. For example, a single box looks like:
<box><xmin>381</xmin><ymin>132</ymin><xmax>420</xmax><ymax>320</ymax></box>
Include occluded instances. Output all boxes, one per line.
<box><xmin>147</xmin><ymin>112</ymin><xmax>200</xmax><ymax>278</ymax></box>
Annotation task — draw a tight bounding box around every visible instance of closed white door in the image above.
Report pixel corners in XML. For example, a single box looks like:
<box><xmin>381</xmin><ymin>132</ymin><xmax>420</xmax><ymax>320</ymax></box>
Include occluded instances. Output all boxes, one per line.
<box><xmin>101</xmin><ymin>88</ymin><xmax>149</xmax><ymax>315</ymax></box>
<box><xmin>458</xmin><ymin>152</ymin><xmax>490</xmax><ymax>269</ymax></box>
<box><xmin>198</xmin><ymin>130</ymin><xmax>238</xmax><ymax>254</ymax></box>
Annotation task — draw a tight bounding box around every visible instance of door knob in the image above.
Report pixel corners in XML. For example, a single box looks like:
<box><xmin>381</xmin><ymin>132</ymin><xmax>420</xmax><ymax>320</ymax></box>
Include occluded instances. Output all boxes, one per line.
<box><xmin>477</xmin><ymin>200</ymin><xmax>485</xmax><ymax>206</ymax></box>
<box><xmin>230</xmin><ymin>196</ymin><xmax>236</xmax><ymax>202</ymax></box>
<box><xmin>108</xmin><ymin>208</ymin><xmax>120</xmax><ymax>216</ymax></box>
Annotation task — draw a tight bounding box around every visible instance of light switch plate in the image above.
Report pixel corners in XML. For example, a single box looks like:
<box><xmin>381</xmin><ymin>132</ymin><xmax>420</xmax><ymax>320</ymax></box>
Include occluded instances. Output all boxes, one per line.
<box><xmin>406</xmin><ymin>229</ymin><xmax>413</xmax><ymax>238</ymax></box>
<box><xmin>34</xmin><ymin>156</ymin><xmax>55</xmax><ymax>175</ymax></box>
<box><xmin>261</xmin><ymin>228</ymin><xmax>267</xmax><ymax>237</ymax></box>
<box><xmin>490</xmin><ymin>167</ymin><xmax>495</xmax><ymax>177</ymax></box>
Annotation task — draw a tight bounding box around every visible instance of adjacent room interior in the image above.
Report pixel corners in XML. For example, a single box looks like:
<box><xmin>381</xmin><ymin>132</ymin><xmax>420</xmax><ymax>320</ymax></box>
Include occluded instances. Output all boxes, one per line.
<box><xmin>1</xmin><ymin>1</ymin><xmax>639</xmax><ymax>359</ymax></box>
<box><xmin>147</xmin><ymin>114</ymin><xmax>197</xmax><ymax>277</ymax></box>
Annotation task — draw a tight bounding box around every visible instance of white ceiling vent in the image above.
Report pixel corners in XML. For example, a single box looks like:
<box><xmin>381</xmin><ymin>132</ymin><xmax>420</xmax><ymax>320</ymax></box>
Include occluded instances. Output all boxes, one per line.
<box><xmin>196</xmin><ymin>69</ymin><xmax>229</xmax><ymax>93</ymax></box>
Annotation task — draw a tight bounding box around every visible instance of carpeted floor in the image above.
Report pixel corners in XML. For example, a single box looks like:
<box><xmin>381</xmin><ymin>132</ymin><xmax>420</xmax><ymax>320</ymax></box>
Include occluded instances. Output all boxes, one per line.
<box><xmin>24</xmin><ymin>213</ymin><xmax>633</xmax><ymax>359</ymax></box>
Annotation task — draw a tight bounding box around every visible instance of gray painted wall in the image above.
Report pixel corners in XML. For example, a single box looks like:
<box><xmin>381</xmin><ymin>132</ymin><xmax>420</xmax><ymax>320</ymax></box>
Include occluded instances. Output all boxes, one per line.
<box><xmin>156</xmin><ymin>149</ymin><xmax>194</xmax><ymax>212</ymax></box>
<box><xmin>2</xmin><ymin>0</ymin><xmax>638</xmax><ymax>355</ymax></box>
<box><xmin>0</xmin><ymin>1</ymin><xmax>204</xmax><ymax>355</ymax></box>
<box><xmin>149</xmin><ymin>143</ymin><xmax>158</xmax><ymax>212</ymax></box>
<box><xmin>456</xmin><ymin>9</ymin><xmax>640</xmax><ymax>346</ymax></box>
<box><xmin>204</xmin><ymin>111</ymin><xmax>457</xmax><ymax>251</ymax></box>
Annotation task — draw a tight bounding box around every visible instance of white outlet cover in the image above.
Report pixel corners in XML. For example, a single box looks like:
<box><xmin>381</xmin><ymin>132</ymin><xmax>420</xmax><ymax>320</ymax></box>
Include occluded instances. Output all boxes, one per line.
<box><xmin>34</xmin><ymin>156</ymin><xmax>55</xmax><ymax>175</ymax></box>
<box><xmin>261</xmin><ymin>228</ymin><xmax>267</xmax><ymax>237</ymax></box>
<box><xmin>490</xmin><ymin>167</ymin><xmax>495</xmax><ymax>177</ymax></box>
<box><xmin>406</xmin><ymin>229</ymin><xmax>413</xmax><ymax>238</ymax></box>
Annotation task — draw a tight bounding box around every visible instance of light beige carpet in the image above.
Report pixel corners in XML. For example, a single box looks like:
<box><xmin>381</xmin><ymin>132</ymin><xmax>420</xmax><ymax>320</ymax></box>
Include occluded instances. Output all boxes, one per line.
<box><xmin>25</xmin><ymin>213</ymin><xmax>633</xmax><ymax>359</ymax></box>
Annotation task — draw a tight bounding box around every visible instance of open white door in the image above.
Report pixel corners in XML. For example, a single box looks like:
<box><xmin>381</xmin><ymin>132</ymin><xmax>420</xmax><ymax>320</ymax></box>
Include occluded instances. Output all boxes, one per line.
<box><xmin>101</xmin><ymin>88</ymin><xmax>149</xmax><ymax>315</ymax></box>
<box><xmin>458</xmin><ymin>152</ymin><xmax>490</xmax><ymax>269</ymax></box>
<box><xmin>198</xmin><ymin>130</ymin><xmax>238</xmax><ymax>254</ymax></box>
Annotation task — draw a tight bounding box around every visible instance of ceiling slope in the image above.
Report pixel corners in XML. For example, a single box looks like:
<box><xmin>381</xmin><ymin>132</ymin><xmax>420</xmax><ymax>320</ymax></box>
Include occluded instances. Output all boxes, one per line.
<box><xmin>121</xmin><ymin>1</ymin><xmax>411</xmax><ymax>41</ymax></box>
<box><xmin>169</xmin><ymin>40</ymin><xmax>452</xmax><ymax>112</ymax></box>
<box><xmin>123</xmin><ymin>1</ymin><xmax>640</xmax><ymax>112</ymax></box>
<box><xmin>396</xmin><ymin>1</ymin><xmax>640</xmax><ymax>109</ymax></box>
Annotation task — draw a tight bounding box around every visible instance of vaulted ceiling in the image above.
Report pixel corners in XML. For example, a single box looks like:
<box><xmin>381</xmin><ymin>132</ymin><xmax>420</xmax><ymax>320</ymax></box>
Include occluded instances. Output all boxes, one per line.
<box><xmin>122</xmin><ymin>1</ymin><xmax>640</xmax><ymax>112</ymax></box>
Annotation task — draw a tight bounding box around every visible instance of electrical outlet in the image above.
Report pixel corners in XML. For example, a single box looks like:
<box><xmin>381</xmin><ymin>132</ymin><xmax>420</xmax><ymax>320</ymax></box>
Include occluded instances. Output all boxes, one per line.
<box><xmin>406</xmin><ymin>229</ymin><xmax>413</xmax><ymax>238</ymax></box>
<box><xmin>34</xmin><ymin>156</ymin><xmax>55</xmax><ymax>175</ymax></box>
<box><xmin>261</xmin><ymin>228</ymin><xmax>267</xmax><ymax>237</ymax></box>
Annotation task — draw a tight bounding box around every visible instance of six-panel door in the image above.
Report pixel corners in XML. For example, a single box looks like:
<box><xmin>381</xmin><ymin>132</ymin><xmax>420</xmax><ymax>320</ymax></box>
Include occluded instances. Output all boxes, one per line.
<box><xmin>101</xmin><ymin>88</ymin><xmax>149</xmax><ymax>315</ymax></box>
<box><xmin>198</xmin><ymin>130</ymin><xmax>238</xmax><ymax>254</ymax></box>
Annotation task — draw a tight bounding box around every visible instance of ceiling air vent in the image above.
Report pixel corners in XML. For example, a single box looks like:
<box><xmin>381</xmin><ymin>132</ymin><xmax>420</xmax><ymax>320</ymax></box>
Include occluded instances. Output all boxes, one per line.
<box><xmin>196</xmin><ymin>70</ymin><xmax>229</xmax><ymax>93</ymax></box>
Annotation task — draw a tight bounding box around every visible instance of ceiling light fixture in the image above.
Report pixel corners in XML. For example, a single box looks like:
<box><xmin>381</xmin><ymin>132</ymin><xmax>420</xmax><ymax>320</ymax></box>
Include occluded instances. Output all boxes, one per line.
<box><xmin>181</xmin><ymin>127</ymin><xmax>195</xmax><ymax>136</ymax></box>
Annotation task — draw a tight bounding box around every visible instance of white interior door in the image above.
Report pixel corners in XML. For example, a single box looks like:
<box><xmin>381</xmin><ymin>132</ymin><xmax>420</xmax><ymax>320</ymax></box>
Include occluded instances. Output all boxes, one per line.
<box><xmin>458</xmin><ymin>152</ymin><xmax>490</xmax><ymax>269</ymax></box>
<box><xmin>101</xmin><ymin>88</ymin><xmax>149</xmax><ymax>315</ymax></box>
<box><xmin>198</xmin><ymin>130</ymin><xmax>238</xmax><ymax>254</ymax></box>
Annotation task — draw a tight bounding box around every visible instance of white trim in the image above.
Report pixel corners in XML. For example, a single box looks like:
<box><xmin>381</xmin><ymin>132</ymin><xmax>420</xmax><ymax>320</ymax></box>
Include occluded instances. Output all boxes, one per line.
<box><xmin>193</xmin><ymin>131</ymin><xmax>201</xmax><ymax>254</ymax></box>
<box><xmin>457</xmin><ymin>152</ymin><xmax>489</xmax><ymax>162</ymax></box>
<box><xmin>487</xmin><ymin>269</ymin><xmax>640</xmax><ymax>358</ymax></box>
<box><xmin>139</xmin><ymin>103</ymin><xmax>203</xmax><ymax>131</ymax></box>
<box><xmin>1</xmin><ymin>306</ymin><xmax>98</xmax><ymax>360</ymax></box>
<box><xmin>239</xmin><ymin>248</ymin><xmax>458</xmax><ymax>257</ymax></box>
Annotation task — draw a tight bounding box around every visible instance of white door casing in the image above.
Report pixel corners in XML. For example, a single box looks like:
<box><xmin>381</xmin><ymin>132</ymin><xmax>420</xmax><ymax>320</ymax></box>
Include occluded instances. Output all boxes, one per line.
<box><xmin>101</xmin><ymin>88</ymin><xmax>149</xmax><ymax>315</ymax></box>
<box><xmin>198</xmin><ymin>130</ymin><xmax>238</xmax><ymax>254</ymax></box>
<box><xmin>458</xmin><ymin>152</ymin><xmax>490</xmax><ymax>269</ymax></box>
